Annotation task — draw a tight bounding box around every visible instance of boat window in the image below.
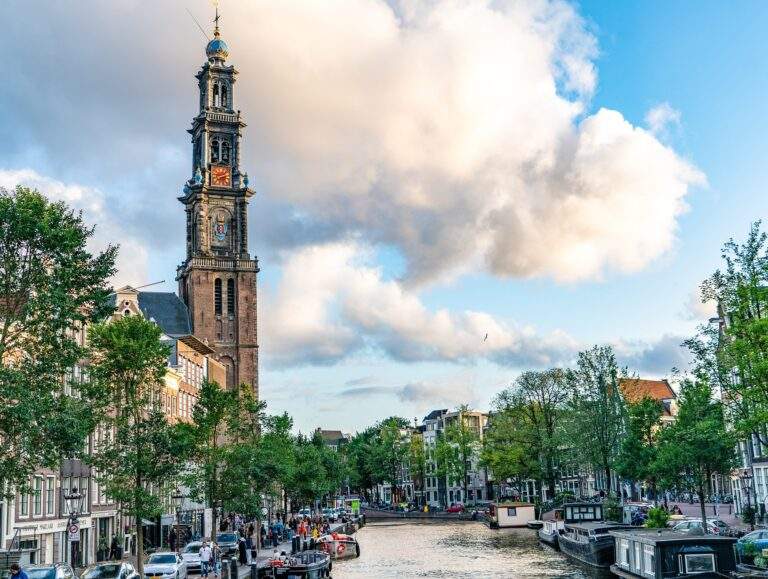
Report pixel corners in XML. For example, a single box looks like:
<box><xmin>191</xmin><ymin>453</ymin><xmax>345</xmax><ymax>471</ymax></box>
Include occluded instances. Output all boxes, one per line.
<box><xmin>618</xmin><ymin>539</ymin><xmax>630</xmax><ymax>568</ymax></box>
<box><xmin>507</xmin><ymin>507</ymin><xmax>517</xmax><ymax>516</ymax></box>
<box><xmin>643</xmin><ymin>545</ymin><xmax>654</xmax><ymax>577</ymax></box>
<box><xmin>684</xmin><ymin>553</ymin><xmax>715</xmax><ymax>574</ymax></box>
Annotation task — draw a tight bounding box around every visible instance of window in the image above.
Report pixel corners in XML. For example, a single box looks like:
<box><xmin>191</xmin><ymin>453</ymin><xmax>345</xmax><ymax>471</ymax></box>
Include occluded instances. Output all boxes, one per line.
<box><xmin>643</xmin><ymin>545</ymin><xmax>654</xmax><ymax>577</ymax></box>
<box><xmin>684</xmin><ymin>553</ymin><xmax>715</xmax><ymax>574</ymax></box>
<box><xmin>46</xmin><ymin>477</ymin><xmax>55</xmax><ymax>515</ymax></box>
<box><xmin>227</xmin><ymin>279</ymin><xmax>235</xmax><ymax>315</ymax></box>
<box><xmin>222</xmin><ymin>141</ymin><xmax>230</xmax><ymax>164</ymax></box>
<box><xmin>506</xmin><ymin>507</ymin><xmax>517</xmax><ymax>517</ymax></box>
<box><xmin>19</xmin><ymin>490</ymin><xmax>29</xmax><ymax>516</ymax></box>
<box><xmin>634</xmin><ymin>542</ymin><xmax>642</xmax><ymax>572</ymax></box>
<box><xmin>618</xmin><ymin>539</ymin><xmax>630</xmax><ymax>568</ymax></box>
<box><xmin>213</xmin><ymin>83</ymin><xmax>220</xmax><ymax>107</ymax></box>
<box><xmin>221</xmin><ymin>84</ymin><xmax>228</xmax><ymax>108</ymax></box>
<box><xmin>214</xmin><ymin>278</ymin><xmax>222</xmax><ymax>315</ymax></box>
<box><xmin>33</xmin><ymin>477</ymin><xmax>42</xmax><ymax>516</ymax></box>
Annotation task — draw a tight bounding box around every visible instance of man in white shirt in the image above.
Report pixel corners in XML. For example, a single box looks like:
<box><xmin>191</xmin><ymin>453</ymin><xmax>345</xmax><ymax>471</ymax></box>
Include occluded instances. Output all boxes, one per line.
<box><xmin>199</xmin><ymin>541</ymin><xmax>213</xmax><ymax>578</ymax></box>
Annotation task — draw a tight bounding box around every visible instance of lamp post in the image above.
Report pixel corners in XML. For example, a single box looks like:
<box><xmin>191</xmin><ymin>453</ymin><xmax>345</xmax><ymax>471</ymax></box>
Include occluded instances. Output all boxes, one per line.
<box><xmin>64</xmin><ymin>487</ymin><xmax>84</xmax><ymax>568</ymax></box>
<box><xmin>742</xmin><ymin>468</ymin><xmax>755</xmax><ymax>531</ymax></box>
<box><xmin>171</xmin><ymin>489</ymin><xmax>186</xmax><ymax>555</ymax></box>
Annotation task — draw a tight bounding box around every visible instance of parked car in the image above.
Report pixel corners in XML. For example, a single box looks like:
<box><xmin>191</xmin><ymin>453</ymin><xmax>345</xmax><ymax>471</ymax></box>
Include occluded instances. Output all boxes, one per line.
<box><xmin>180</xmin><ymin>542</ymin><xmax>203</xmax><ymax>575</ymax></box>
<box><xmin>672</xmin><ymin>519</ymin><xmax>721</xmax><ymax>535</ymax></box>
<box><xmin>322</xmin><ymin>507</ymin><xmax>337</xmax><ymax>522</ymax></box>
<box><xmin>143</xmin><ymin>552</ymin><xmax>187</xmax><ymax>579</ymax></box>
<box><xmin>446</xmin><ymin>503</ymin><xmax>465</xmax><ymax>513</ymax></box>
<box><xmin>298</xmin><ymin>507</ymin><xmax>312</xmax><ymax>517</ymax></box>
<box><xmin>738</xmin><ymin>529</ymin><xmax>768</xmax><ymax>553</ymax></box>
<box><xmin>215</xmin><ymin>532</ymin><xmax>239</xmax><ymax>556</ymax></box>
<box><xmin>81</xmin><ymin>562</ymin><xmax>140</xmax><ymax>579</ymax></box>
<box><xmin>23</xmin><ymin>563</ymin><xmax>75</xmax><ymax>579</ymax></box>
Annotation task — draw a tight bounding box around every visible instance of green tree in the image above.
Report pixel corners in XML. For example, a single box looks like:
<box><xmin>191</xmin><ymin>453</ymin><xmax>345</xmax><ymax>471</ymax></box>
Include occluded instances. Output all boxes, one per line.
<box><xmin>567</xmin><ymin>346</ymin><xmax>627</xmax><ymax>495</ymax></box>
<box><xmin>435</xmin><ymin>406</ymin><xmax>480</xmax><ymax>505</ymax></box>
<box><xmin>289</xmin><ymin>434</ymin><xmax>331</xmax><ymax>509</ymax></box>
<box><xmin>483</xmin><ymin>370</ymin><xmax>568</xmax><ymax>501</ymax></box>
<box><xmin>345</xmin><ymin>427</ymin><xmax>378</xmax><ymax>500</ymax></box>
<box><xmin>181</xmin><ymin>378</ymin><xmax>238</xmax><ymax>535</ymax></box>
<box><xmin>685</xmin><ymin>223</ymin><xmax>768</xmax><ymax>444</ymax></box>
<box><xmin>369</xmin><ymin>417</ymin><xmax>410</xmax><ymax>504</ymax></box>
<box><xmin>655</xmin><ymin>378</ymin><xmax>737</xmax><ymax>527</ymax></box>
<box><xmin>0</xmin><ymin>186</ymin><xmax>116</xmax><ymax>495</ymax></box>
<box><xmin>87</xmin><ymin>315</ymin><xmax>186</xmax><ymax>575</ymax></box>
<box><xmin>615</xmin><ymin>396</ymin><xmax>664</xmax><ymax>502</ymax></box>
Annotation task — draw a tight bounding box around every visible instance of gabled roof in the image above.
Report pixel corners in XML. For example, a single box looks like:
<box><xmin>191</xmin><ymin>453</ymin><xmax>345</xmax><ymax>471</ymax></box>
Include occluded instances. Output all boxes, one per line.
<box><xmin>318</xmin><ymin>429</ymin><xmax>347</xmax><ymax>443</ymax></box>
<box><xmin>112</xmin><ymin>291</ymin><xmax>191</xmax><ymax>337</ymax></box>
<box><xmin>423</xmin><ymin>409</ymin><xmax>448</xmax><ymax>421</ymax></box>
<box><xmin>619</xmin><ymin>378</ymin><xmax>676</xmax><ymax>404</ymax></box>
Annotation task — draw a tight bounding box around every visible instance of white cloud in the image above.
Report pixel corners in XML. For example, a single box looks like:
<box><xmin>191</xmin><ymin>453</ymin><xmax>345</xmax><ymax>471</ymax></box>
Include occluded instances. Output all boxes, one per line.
<box><xmin>0</xmin><ymin>169</ymin><xmax>149</xmax><ymax>288</ymax></box>
<box><xmin>0</xmin><ymin>0</ymin><xmax>704</xmax><ymax>286</ymax></box>
<box><xmin>397</xmin><ymin>378</ymin><xmax>480</xmax><ymax>412</ymax></box>
<box><xmin>645</xmin><ymin>102</ymin><xmax>682</xmax><ymax>136</ymax></box>
<box><xmin>683</xmin><ymin>289</ymin><xmax>718</xmax><ymax>321</ymax></box>
<box><xmin>261</xmin><ymin>241</ymin><xmax>580</xmax><ymax>367</ymax></box>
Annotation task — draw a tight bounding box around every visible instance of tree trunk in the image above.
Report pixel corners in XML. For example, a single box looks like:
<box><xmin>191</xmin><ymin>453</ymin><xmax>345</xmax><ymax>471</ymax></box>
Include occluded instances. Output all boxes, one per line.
<box><xmin>135</xmin><ymin>518</ymin><xmax>145</xmax><ymax>576</ymax></box>
<box><xmin>698</xmin><ymin>482</ymin><xmax>708</xmax><ymax>532</ymax></box>
<box><xmin>604</xmin><ymin>466</ymin><xmax>612</xmax><ymax>496</ymax></box>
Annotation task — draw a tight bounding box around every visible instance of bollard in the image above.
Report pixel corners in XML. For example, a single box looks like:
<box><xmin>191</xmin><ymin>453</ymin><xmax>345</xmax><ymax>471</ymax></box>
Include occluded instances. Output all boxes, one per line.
<box><xmin>220</xmin><ymin>558</ymin><xmax>230</xmax><ymax>579</ymax></box>
<box><xmin>230</xmin><ymin>557</ymin><xmax>238</xmax><ymax>579</ymax></box>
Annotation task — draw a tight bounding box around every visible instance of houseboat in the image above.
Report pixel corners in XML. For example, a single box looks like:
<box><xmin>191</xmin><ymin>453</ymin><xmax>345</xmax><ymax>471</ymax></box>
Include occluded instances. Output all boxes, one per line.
<box><xmin>262</xmin><ymin>551</ymin><xmax>332</xmax><ymax>578</ymax></box>
<box><xmin>538</xmin><ymin>519</ymin><xmax>565</xmax><ymax>549</ymax></box>
<box><xmin>317</xmin><ymin>531</ymin><xmax>360</xmax><ymax>560</ymax></box>
<box><xmin>608</xmin><ymin>528</ymin><xmax>737</xmax><ymax>578</ymax></box>
<box><xmin>487</xmin><ymin>502</ymin><xmax>537</xmax><ymax>528</ymax></box>
<box><xmin>557</xmin><ymin>502</ymin><xmax>631</xmax><ymax>568</ymax></box>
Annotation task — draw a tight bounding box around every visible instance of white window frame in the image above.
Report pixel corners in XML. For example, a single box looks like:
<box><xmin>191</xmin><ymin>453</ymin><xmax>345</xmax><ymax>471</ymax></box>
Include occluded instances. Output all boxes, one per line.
<box><xmin>618</xmin><ymin>539</ymin><xmax>630</xmax><ymax>568</ymax></box>
<box><xmin>46</xmin><ymin>476</ymin><xmax>55</xmax><ymax>515</ymax></box>
<box><xmin>33</xmin><ymin>476</ymin><xmax>42</xmax><ymax>517</ymax></box>
<box><xmin>634</xmin><ymin>541</ymin><xmax>642</xmax><ymax>572</ymax></box>
<box><xmin>684</xmin><ymin>553</ymin><xmax>715</xmax><ymax>574</ymax></box>
<box><xmin>19</xmin><ymin>490</ymin><xmax>29</xmax><ymax>518</ymax></box>
<box><xmin>643</xmin><ymin>544</ymin><xmax>654</xmax><ymax>577</ymax></box>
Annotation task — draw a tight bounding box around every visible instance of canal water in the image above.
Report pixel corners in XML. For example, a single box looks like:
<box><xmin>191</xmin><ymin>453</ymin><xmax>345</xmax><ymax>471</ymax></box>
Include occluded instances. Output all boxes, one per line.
<box><xmin>333</xmin><ymin>520</ymin><xmax>612</xmax><ymax>578</ymax></box>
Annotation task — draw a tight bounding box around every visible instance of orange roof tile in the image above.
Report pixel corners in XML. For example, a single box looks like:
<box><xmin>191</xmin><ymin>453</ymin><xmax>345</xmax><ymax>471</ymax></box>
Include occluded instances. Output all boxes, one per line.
<box><xmin>619</xmin><ymin>378</ymin><xmax>676</xmax><ymax>404</ymax></box>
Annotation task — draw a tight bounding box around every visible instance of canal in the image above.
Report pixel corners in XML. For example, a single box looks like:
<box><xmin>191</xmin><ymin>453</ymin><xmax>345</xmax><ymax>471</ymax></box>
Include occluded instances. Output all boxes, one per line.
<box><xmin>333</xmin><ymin>520</ymin><xmax>611</xmax><ymax>578</ymax></box>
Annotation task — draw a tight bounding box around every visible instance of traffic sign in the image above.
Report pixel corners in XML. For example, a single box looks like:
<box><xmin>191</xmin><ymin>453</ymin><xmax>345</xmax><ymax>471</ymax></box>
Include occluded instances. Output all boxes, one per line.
<box><xmin>68</xmin><ymin>523</ymin><xmax>80</xmax><ymax>542</ymax></box>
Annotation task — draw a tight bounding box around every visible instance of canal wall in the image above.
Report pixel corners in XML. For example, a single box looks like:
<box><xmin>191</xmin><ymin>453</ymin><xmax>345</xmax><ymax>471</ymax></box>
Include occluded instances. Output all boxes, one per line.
<box><xmin>362</xmin><ymin>508</ymin><xmax>475</xmax><ymax>521</ymax></box>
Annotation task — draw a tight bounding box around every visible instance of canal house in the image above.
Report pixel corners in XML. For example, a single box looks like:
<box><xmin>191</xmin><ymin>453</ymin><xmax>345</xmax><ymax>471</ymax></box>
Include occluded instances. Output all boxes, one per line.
<box><xmin>488</xmin><ymin>502</ymin><xmax>536</xmax><ymax>528</ymax></box>
<box><xmin>608</xmin><ymin>529</ymin><xmax>737</xmax><ymax>578</ymax></box>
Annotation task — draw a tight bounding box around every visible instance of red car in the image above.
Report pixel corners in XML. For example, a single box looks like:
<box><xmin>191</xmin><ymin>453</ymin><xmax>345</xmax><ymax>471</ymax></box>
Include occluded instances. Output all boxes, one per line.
<box><xmin>446</xmin><ymin>503</ymin><xmax>464</xmax><ymax>513</ymax></box>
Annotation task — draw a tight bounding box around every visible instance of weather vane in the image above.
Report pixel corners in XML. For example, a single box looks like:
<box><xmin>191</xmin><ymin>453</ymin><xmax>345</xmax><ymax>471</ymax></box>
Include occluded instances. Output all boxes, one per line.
<box><xmin>212</xmin><ymin>0</ymin><xmax>221</xmax><ymax>36</ymax></box>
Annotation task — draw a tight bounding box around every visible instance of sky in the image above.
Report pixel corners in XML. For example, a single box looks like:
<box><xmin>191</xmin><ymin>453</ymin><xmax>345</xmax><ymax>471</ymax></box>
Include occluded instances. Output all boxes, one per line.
<box><xmin>1</xmin><ymin>0</ymin><xmax>767</xmax><ymax>434</ymax></box>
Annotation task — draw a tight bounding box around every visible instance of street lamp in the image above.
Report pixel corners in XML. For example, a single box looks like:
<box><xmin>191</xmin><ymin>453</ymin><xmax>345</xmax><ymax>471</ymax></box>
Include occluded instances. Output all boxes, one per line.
<box><xmin>171</xmin><ymin>489</ymin><xmax>186</xmax><ymax>555</ymax></box>
<box><xmin>742</xmin><ymin>468</ymin><xmax>755</xmax><ymax>531</ymax></box>
<box><xmin>64</xmin><ymin>487</ymin><xmax>83</xmax><ymax>567</ymax></box>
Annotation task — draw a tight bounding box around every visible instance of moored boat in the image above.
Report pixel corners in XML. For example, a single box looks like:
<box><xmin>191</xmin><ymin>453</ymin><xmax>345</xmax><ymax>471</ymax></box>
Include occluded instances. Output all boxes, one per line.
<box><xmin>263</xmin><ymin>550</ymin><xmax>332</xmax><ymax>578</ymax></box>
<box><xmin>559</xmin><ymin>520</ymin><xmax>631</xmax><ymax>568</ymax></box>
<box><xmin>608</xmin><ymin>528</ymin><xmax>737</xmax><ymax>578</ymax></box>
<box><xmin>487</xmin><ymin>502</ymin><xmax>537</xmax><ymax>528</ymax></box>
<box><xmin>538</xmin><ymin>519</ymin><xmax>564</xmax><ymax>549</ymax></box>
<box><xmin>317</xmin><ymin>531</ymin><xmax>361</xmax><ymax>560</ymax></box>
<box><xmin>526</xmin><ymin>520</ymin><xmax>544</xmax><ymax>529</ymax></box>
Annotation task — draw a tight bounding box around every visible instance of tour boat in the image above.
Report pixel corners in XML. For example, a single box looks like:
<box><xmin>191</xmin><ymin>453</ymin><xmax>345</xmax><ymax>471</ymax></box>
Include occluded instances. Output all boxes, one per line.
<box><xmin>538</xmin><ymin>519</ymin><xmax>565</xmax><ymax>549</ymax></box>
<box><xmin>263</xmin><ymin>550</ymin><xmax>332</xmax><ymax>578</ymax></box>
<box><xmin>609</xmin><ymin>528</ymin><xmax>737</xmax><ymax>578</ymax></box>
<box><xmin>317</xmin><ymin>532</ymin><xmax>361</xmax><ymax>560</ymax></box>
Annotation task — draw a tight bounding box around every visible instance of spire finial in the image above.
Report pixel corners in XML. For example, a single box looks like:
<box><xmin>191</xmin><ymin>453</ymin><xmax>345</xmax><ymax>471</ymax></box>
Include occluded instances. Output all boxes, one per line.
<box><xmin>213</xmin><ymin>1</ymin><xmax>221</xmax><ymax>37</ymax></box>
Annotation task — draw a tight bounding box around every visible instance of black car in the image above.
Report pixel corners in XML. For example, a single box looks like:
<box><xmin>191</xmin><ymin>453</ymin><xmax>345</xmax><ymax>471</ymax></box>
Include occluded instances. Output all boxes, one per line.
<box><xmin>24</xmin><ymin>564</ymin><xmax>75</xmax><ymax>579</ymax></box>
<box><xmin>81</xmin><ymin>562</ymin><xmax>140</xmax><ymax>579</ymax></box>
<box><xmin>215</xmin><ymin>533</ymin><xmax>239</xmax><ymax>557</ymax></box>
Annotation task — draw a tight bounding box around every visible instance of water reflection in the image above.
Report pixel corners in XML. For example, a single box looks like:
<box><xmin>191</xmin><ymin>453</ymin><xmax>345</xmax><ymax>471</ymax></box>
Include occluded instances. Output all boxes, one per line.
<box><xmin>333</xmin><ymin>520</ymin><xmax>612</xmax><ymax>578</ymax></box>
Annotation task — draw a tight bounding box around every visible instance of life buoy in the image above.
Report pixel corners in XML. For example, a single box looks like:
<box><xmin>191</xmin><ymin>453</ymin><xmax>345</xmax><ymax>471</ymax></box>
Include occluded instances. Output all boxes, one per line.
<box><xmin>268</xmin><ymin>559</ymin><xmax>284</xmax><ymax>568</ymax></box>
<box><xmin>337</xmin><ymin>543</ymin><xmax>346</xmax><ymax>555</ymax></box>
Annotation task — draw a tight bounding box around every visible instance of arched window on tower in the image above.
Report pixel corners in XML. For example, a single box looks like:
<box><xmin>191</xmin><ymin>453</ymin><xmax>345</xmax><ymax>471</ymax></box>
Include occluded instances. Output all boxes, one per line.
<box><xmin>221</xmin><ymin>141</ymin><xmax>230</xmax><ymax>164</ymax></box>
<box><xmin>221</xmin><ymin>83</ymin><xmax>228</xmax><ymax>108</ymax></box>
<box><xmin>212</xmin><ymin>82</ymin><xmax>220</xmax><ymax>107</ymax></box>
<box><xmin>214</xmin><ymin>278</ymin><xmax>222</xmax><ymax>315</ymax></box>
<box><xmin>211</xmin><ymin>139</ymin><xmax>220</xmax><ymax>163</ymax></box>
<box><xmin>227</xmin><ymin>279</ymin><xmax>235</xmax><ymax>316</ymax></box>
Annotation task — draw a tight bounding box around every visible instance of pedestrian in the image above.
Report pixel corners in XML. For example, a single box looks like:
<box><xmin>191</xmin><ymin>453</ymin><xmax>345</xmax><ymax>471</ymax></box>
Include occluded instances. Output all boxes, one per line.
<box><xmin>169</xmin><ymin>528</ymin><xmax>177</xmax><ymax>552</ymax></box>
<box><xmin>211</xmin><ymin>542</ymin><xmax>222</xmax><ymax>579</ymax></box>
<box><xmin>9</xmin><ymin>564</ymin><xmax>28</xmax><ymax>579</ymax></box>
<box><xmin>238</xmin><ymin>536</ymin><xmax>248</xmax><ymax>565</ymax></box>
<box><xmin>260</xmin><ymin>523</ymin><xmax>267</xmax><ymax>548</ymax></box>
<box><xmin>109</xmin><ymin>534</ymin><xmax>119</xmax><ymax>560</ymax></box>
<box><xmin>199</xmin><ymin>540</ymin><xmax>213</xmax><ymax>579</ymax></box>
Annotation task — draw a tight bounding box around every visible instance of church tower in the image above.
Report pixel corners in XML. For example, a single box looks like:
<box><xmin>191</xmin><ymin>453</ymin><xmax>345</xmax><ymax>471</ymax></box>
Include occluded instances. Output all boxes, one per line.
<box><xmin>177</xmin><ymin>15</ymin><xmax>258</xmax><ymax>394</ymax></box>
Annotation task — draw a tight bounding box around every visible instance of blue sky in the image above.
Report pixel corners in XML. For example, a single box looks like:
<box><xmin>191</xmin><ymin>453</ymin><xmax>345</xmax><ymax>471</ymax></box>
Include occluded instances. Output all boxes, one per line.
<box><xmin>1</xmin><ymin>0</ymin><xmax>766</xmax><ymax>433</ymax></box>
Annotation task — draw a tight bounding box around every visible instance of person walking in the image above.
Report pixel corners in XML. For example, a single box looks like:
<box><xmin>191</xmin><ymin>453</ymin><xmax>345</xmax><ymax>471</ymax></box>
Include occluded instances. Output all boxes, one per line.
<box><xmin>109</xmin><ymin>535</ymin><xmax>119</xmax><ymax>560</ymax></box>
<box><xmin>238</xmin><ymin>536</ymin><xmax>247</xmax><ymax>566</ymax></box>
<box><xmin>199</xmin><ymin>540</ymin><xmax>213</xmax><ymax>579</ymax></box>
<box><xmin>211</xmin><ymin>542</ymin><xmax>222</xmax><ymax>579</ymax></box>
<box><xmin>9</xmin><ymin>564</ymin><xmax>28</xmax><ymax>579</ymax></box>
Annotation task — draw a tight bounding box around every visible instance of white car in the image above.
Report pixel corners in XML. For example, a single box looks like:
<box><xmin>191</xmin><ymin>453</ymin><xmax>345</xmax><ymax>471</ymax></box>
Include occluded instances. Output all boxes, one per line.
<box><xmin>322</xmin><ymin>508</ymin><xmax>337</xmax><ymax>522</ymax></box>
<box><xmin>180</xmin><ymin>542</ymin><xmax>202</xmax><ymax>575</ymax></box>
<box><xmin>672</xmin><ymin>519</ymin><xmax>721</xmax><ymax>535</ymax></box>
<box><xmin>298</xmin><ymin>507</ymin><xmax>312</xmax><ymax>517</ymax></box>
<box><xmin>144</xmin><ymin>552</ymin><xmax>187</xmax><ymax>579</ymax></box>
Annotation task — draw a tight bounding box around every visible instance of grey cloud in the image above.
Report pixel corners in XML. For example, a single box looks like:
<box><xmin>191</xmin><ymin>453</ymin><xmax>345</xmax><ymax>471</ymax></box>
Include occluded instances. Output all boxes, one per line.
<box><xmin>339</xmin><ymin>386</ymin><xmax>393</xmax><ymax>398</ymax></box>
<box><xmin>345</xmin><ymin>376</ymin><xmax>377</xmax><ymax>387</ymax></box>
<box><xmin>617</xmin><ymin>334</ymin><xmax>691</xmax><ymax>376</ymax></box>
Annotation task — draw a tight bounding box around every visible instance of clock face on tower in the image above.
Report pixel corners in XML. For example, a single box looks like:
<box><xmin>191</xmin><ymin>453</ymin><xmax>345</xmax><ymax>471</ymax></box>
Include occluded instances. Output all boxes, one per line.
<box><xmin>211</xmin><ymin>165</ymin><xmax>231</xmax><ymax>187</ymax></box>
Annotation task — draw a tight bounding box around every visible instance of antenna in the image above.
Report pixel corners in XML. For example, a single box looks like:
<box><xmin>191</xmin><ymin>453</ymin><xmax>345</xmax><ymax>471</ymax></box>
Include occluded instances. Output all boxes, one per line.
<box><xmin>185</xmin><ymin>7</ymin><xmax>210</xmax><ymax>42</ymax></box>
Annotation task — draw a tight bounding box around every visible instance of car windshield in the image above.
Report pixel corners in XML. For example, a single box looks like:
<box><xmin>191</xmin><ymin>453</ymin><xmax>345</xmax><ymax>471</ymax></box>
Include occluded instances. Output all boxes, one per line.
<box><xmin>82</xmin><ymin>565</ymin><xmax>122</xmax><ymax>579</ymax></box>
<box><xmin>25</xmin><ymin>569</ymin><xmax>56</xmax><ymax>579</ymax></box>
<box><xmin>184</xmin><ymin>544</ymin><xmax>202</xmax><ymax>553</ymax></box>
<box><xmin>148</xmin><ymin>555</ymin><xmax>176</xmax><ymax>565</ymax></box>
<box><xmin>217</xmin><ymin>534</ymin><xmax>237</xmax><ymax>543</ymax></box>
